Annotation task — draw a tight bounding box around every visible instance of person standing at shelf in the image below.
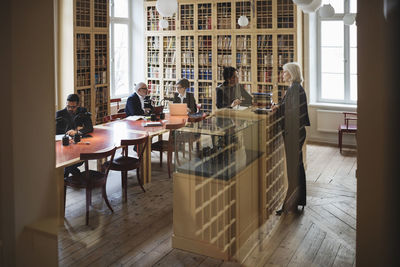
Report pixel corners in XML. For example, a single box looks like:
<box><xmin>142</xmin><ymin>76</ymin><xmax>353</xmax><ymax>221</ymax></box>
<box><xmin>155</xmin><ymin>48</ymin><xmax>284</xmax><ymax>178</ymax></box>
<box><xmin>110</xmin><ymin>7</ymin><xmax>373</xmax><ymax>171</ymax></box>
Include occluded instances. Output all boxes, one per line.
<box><xmin>56</xmin><ymin>93</ymin><xmax>93</xmax><ymax>177</ymax></box>
<box><xmin>125</xmin><ymin>82</ymin><xmax>153</xmax><ymax>116</ymax></box>
<box><xmin>172</xmin><ymin>78</ymin><xmax>197</xmax><ymax>113</ymax></box>
<box><xmin>216</xmin><ymin>66</ymin><xmax>252</xmax><ymax>109</ymax></box>
<box><xmin>272</xmin><ymin>62</ymin><xmax>310</xmax><ymax>215</ymax></box>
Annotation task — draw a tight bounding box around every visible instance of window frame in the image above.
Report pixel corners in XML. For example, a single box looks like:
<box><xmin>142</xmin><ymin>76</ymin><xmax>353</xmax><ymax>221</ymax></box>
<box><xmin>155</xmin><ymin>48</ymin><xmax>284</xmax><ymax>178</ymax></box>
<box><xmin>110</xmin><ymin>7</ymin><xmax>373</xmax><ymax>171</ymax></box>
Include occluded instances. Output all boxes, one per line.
<box><xmin>317</xmin><ymin>0</ymin><xmax>357</xmax><ymax>104</ymax></box>
<box><xmin>109</xmin><ymin>0</ymin><xmax>133</xmax><ymax>99</ymax></box>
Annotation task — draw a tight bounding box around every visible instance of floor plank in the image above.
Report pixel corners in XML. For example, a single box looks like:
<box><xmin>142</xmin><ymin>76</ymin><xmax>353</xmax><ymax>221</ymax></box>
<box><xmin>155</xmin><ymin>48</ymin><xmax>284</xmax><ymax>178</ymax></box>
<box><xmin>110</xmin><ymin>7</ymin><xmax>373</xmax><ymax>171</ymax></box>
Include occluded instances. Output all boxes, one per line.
<box><xmin>59</xmin><ymin>143</ymin><xmax>357</xmax><ymax>267</ymax></box>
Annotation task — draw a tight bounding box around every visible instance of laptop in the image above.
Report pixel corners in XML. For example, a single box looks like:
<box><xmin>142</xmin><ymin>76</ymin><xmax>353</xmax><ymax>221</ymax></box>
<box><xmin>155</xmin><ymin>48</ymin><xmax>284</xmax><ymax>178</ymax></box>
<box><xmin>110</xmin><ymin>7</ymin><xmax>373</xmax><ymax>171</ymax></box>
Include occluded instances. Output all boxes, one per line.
<box><xmin>169</xmin><ymin>103</ymin><xmax>188</xmax><ymax>116</ymax></box>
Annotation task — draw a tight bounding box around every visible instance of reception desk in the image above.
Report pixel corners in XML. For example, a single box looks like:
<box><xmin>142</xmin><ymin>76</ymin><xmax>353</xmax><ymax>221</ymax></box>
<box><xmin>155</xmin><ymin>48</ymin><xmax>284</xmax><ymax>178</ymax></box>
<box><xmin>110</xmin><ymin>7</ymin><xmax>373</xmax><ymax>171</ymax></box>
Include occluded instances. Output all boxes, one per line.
<box><xmin>172</xmin><ymin>109</ymin><xmax>288</xmax><ymax>262</ymax></box>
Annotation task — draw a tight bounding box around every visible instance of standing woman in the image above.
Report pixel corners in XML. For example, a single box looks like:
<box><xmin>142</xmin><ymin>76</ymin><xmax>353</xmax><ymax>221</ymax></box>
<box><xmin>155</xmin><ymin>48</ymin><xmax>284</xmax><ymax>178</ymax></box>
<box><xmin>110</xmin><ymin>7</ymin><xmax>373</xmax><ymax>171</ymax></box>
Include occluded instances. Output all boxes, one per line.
<box><xmin>274</xmin><ymin>62</ymin><xmax>310</xmax><ymax>214</ymax></box>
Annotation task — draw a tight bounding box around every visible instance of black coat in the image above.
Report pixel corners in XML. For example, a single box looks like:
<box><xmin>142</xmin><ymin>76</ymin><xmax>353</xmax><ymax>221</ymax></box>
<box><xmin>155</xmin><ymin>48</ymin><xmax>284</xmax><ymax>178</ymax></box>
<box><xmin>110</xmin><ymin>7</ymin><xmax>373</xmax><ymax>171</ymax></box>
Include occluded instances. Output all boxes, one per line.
<box><xmin>278</xmin><ymin>82</ymin><xmax>310</xmax><ymax>207</ymax></box>
<box><xmin>125</xmin><ymin>93</ymin><xmax>153</xmax><ymax>116</ymax></box>
<box><xmin>172</xmin><ymin>92</ymin><xmax>197</xmax><ymax>113</ymax></box>
<box><xmin>216</xmin><ymin>82</ymin><xmax>252</xmax><ymax>109</ymax></box>
<box><xmin>56</xmin><ymin>107</ymin><xmax>93</xmax><ymax>135</ymax></box>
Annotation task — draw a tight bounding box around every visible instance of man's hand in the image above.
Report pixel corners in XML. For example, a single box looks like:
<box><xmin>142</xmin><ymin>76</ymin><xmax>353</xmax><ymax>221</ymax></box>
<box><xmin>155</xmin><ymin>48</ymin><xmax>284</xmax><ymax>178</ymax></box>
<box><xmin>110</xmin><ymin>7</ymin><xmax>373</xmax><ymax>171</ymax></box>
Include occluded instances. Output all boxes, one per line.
<box><xmin>66</xmin><ymin>129</ymin><xmax>78</xmax><ymax>136</ymax></box>
<box><xmin>231</xmin><ymin>99</ymin><xmax>242</xmax><ymax>108</ymax></box>
<box><xmin>271</xmin><ymin>103</ymin><xmax>279</xmax><ymax>112</ymax></box>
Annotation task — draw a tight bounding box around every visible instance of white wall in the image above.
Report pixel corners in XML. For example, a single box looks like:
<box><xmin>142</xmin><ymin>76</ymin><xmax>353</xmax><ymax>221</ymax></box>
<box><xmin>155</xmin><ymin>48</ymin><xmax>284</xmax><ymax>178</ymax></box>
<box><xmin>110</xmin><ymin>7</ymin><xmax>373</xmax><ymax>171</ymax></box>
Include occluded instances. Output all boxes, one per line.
<box><xmin>303</xmin><ymin>13</ymin><xmax>357</xmax><ymax>146</ymax></box>
<box><xmin>1</xmin><ymin>0</ymin><xmax>58</xmax><ymax>265</ymax></box>
<box><xmin>132</xmin><ymin>0</ymin><xmax>146</xmax><ymax>86</ymax></box>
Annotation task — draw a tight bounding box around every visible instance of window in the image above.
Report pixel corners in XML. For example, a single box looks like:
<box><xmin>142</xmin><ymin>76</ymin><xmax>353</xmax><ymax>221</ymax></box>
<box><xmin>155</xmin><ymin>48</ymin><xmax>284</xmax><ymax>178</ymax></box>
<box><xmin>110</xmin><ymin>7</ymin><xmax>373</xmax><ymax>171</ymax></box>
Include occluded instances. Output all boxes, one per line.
<box><xmin>318</xmin><ymin>0</ymin><xmax>357</xmax><ymax>104</ymax></box>
<box><xmin>110</xmin><ymin>0</ymin><xmax>131</xmax><ymax>98</ymax></box>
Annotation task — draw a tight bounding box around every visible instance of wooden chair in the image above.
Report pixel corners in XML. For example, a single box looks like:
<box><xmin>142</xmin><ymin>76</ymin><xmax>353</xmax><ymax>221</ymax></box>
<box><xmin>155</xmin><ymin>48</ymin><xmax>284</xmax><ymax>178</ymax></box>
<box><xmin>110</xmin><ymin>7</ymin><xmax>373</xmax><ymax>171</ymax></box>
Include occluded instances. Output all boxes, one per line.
<box><xmin>103</xmin><ymin>112</ymin><xmax>127</xmax><ymax>123</ymax></box>
<box><xmin>178</xmin><ymin>115</ymin><xmax>206</xmax><ymax>160</ymax></box>
<box><xmin>151</xmin><ymin>121</ymin><xmax>186</xmax><ymax>178</ymax></box>
<box><xmin>64</xmin><ymin>147</ymin><xmax>117</xmax><ymax>225</ymax></box>
<box><xmin>106</xmin><ymin>134</ymin><xmax>149</xmax><ymax>203</ymax></box>
<box><xmin>338</xmin><ymin>112</ymin><xmax>357</xmax><ymax>153</ymax></box>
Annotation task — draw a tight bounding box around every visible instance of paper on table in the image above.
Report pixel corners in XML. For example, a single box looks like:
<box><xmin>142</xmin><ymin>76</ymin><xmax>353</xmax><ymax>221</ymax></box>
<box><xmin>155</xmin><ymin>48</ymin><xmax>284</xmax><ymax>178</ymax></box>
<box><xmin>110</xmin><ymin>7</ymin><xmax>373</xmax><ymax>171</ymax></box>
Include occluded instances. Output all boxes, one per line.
<box><xmin>55</xmin><ymin>134</ymin><xmax>65</xmax><ymax>141</ymax></box>
<box><xmin>144</xmin><ymin>122</ymin><xmax>162</xmax><ymax>127</ymax></box>
<box><xmin>234</xmin><ymin>105</ymin><xmax>249</xmax><ymax>111</ymax></box>
<box><xmin>126</xmin><ymin>115</ymin><xmax>145</xmax><ymax>121</ymax></box>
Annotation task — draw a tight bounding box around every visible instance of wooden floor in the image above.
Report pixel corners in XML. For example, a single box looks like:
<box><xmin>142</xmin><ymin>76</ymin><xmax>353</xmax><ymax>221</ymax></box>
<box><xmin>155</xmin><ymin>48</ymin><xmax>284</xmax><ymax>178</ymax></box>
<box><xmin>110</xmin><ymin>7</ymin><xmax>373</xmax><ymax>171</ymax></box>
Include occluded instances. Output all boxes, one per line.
<box><xmin>59</xmin><ymin>144</ymin><xmax>357</xmax><ymax>267</ymax></box>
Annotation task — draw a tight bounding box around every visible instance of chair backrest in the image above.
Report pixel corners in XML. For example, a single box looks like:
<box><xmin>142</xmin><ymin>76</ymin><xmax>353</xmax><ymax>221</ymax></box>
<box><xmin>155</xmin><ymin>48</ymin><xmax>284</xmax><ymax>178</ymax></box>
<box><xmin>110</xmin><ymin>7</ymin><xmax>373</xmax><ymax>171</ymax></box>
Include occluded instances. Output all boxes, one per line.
<box><xmin>110</xmin><ymin>113</ymin><xmax>127</xmax><ymax>120</ymax></box>
<box><xmin>103</xmin><ymin>113</ymin><xmax>127</xmax><ymax>123</ymax></box>
<box><xmin>343</xmin><ymin>112</ymin><xmax>357</xmax><ymax>129</ymax></box>
<box><xmin>120</xmin><ymin>134</ymin><xmax>149</xmax><ymax>161</ymax></box>
<box><xmin>166</xmin><ymin>121</ymin><xmax>186</xmax><ymax>145</ymax></box>
<box><xmin>80</xmin><ymin>147</ymin><xmax>117</xmax><ymax>177</ymax></box>
<box><xmin>188</xmin><ymin>114</ymin><xmax>207</xmax><ymax>123</ymax></box>
<box><xmin>110</xmin><ymin>98</ymin><xmax>122</xmax><ymax>110</ymax></box>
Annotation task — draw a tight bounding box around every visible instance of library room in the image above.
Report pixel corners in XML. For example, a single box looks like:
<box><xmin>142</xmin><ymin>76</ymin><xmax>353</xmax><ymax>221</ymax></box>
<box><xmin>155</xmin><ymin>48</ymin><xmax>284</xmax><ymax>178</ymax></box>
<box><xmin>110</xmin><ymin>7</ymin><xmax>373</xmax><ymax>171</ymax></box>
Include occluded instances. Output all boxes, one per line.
<box><xmin>2</xmin><ymin>0</ymin><xmax>400</xmax><ymax>266</ymax></box>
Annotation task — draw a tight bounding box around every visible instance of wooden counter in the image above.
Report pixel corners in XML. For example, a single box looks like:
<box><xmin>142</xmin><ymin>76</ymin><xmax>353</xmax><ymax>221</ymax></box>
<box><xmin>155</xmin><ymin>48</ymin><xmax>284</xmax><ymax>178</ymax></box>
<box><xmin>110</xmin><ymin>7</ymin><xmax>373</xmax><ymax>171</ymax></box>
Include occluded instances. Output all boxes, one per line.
<box><xmin>172</xmin><ymin>109</ymin><xmax>288</xmax><ymax>263</ymax></box>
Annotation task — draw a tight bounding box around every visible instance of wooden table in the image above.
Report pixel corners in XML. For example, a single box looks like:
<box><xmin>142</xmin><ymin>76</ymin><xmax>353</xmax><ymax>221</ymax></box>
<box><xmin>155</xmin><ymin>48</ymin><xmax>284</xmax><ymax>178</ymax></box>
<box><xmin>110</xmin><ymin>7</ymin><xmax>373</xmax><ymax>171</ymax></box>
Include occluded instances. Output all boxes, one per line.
<box><xmin>56</xmin><ymin>115</ymin><xmax>188</xmax><ymax>224</ymax></box>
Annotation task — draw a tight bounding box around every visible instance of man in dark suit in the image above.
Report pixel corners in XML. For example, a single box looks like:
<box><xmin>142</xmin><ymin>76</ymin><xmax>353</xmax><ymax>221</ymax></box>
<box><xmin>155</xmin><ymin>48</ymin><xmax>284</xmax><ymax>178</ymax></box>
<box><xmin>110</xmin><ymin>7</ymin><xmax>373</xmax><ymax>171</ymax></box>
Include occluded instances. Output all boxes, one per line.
<box><xmin>56</xmin><ymin>93</ymin><xmax>93</xmax><ymax>136</ymax></box>
<box><xmin>56</xmin><ymin>93</ymin><xmax>93</xmax><ymax>177</ymax></box>
<box><xmin>125</xmin><ymin>82</ymin><xmax>153</xmax><ymax>116</ymax></box>
<box><xmin>173</xmin><ymin>78</ymin><xmax>197</xmax><ymax>113</ymax></box>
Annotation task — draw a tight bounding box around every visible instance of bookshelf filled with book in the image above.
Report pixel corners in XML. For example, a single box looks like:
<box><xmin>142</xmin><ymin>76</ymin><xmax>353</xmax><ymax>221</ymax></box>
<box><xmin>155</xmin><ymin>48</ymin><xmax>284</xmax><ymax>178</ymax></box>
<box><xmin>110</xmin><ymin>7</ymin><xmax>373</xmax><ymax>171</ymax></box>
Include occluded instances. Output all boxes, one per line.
<box><xmin>71</xmin><ymin>0</ymin><xmax>109</xmax><ymax>124</ymax></box>
<box><xmin>144</xmin><ymin>0</ymin><xmax>302</xmax><ymax>112</ymax></box>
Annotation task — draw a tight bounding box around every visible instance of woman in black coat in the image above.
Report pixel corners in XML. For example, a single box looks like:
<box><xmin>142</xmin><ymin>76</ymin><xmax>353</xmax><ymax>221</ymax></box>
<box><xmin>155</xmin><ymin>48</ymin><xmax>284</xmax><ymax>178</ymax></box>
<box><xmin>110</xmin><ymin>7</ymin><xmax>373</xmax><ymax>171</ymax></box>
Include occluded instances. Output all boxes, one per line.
<box><xmin>273</xmin><ymin>62</ymin><xmax>310</xmax><ymax>214</ymax></box>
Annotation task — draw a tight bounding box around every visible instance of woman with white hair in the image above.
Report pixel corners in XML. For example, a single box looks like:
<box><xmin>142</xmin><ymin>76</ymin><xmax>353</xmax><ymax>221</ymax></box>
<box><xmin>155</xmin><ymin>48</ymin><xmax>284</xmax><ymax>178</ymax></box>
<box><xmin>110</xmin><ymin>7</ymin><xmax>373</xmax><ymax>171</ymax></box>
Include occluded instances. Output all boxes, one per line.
<box><xmin>125</xmin><ymin>82</ymin><xmax>153</xmax><ymax>116</ymax></box>
<box><xmin>273</xmin><ymin>62</ymin><xmax>310</xmax><ymax>215</ymax></box>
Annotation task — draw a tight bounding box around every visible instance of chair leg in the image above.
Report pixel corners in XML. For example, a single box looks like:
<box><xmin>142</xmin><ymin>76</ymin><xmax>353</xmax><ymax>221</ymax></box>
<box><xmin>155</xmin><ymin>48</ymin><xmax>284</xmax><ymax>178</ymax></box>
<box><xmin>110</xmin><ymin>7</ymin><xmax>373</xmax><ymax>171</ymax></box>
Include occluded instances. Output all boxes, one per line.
<box><xmin>189</xmin><ymin>141</ymin><xmax>193</xmax><ymax>160</ymax></box>
<box><xmin>121</xmin><ymin>171</ymin><xmax>128</xmax><ymax>203</ymax></box>
<box><xmin>137</xmin><ymin>168</ymin><xmax>146</xmax><ymax>193</ymax></box>
<box><xmin>63</xmin><ymin>185</ymin><xmax>67</xmax><ymax>216</ymax></box>
<box><xmin>160</xmin><ymin>151</ymin><xmax>163</xmax><ymax>167</ymax></box>
<box><xmin>85</xmin><ymin>188</ymin><xmax>91</xmax><ymax>225</ymax></box>
<box><xmin>102</xmin><ymin>185</ymin><xmax>114</xmax><ymax>213</ymax></box>
<box><xmin>88</xmin><ymin>188</ymin><xmax>92</xmax><ymax>206</ymax></box>
<box><xmin>167</xmin><ymin>150</ymin><xmax>172</xmax><ymax>179</ymax></box>
<box><xmin>339</xmin><ymin>130</ymin><xmax>343</xmax><ymax>153</ymax></box>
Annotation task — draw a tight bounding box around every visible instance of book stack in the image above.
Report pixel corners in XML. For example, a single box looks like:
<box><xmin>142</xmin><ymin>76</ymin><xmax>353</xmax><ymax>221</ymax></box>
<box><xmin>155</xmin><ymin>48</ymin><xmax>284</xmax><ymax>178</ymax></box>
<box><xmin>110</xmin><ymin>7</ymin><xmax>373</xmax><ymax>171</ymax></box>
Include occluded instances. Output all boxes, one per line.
<box><xmin>252</xmin><ymin>92</ymin><xmax>273</xmax><ymax>108</ymax></box>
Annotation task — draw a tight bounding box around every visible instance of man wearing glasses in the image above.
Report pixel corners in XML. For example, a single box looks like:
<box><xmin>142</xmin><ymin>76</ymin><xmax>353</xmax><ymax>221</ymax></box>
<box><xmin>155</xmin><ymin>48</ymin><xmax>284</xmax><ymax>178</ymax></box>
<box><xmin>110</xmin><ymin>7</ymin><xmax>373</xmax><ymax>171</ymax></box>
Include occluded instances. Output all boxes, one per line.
<box><xmin>56</xmin><ymin>93</ymin><xmax>93</xmax><ymax>177</ymax></box>
<box><xmin>56</xmin><ymin>93</ymin><xmax>93</xmax><ymax>136</ymax></box>
<box><xmin>125</xmin><ymin>82</ymin><xmax>153</xmax><ymax>116</ymax></box>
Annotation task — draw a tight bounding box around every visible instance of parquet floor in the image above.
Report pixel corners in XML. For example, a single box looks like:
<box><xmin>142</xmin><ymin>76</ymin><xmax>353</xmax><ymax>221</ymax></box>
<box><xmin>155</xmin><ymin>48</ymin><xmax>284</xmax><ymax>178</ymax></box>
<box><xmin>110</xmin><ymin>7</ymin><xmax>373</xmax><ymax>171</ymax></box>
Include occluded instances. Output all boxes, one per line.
<box><xmin>59</xmin><ymin>144</ymin><xmax>357</xmax><ymax>267</ymax></box>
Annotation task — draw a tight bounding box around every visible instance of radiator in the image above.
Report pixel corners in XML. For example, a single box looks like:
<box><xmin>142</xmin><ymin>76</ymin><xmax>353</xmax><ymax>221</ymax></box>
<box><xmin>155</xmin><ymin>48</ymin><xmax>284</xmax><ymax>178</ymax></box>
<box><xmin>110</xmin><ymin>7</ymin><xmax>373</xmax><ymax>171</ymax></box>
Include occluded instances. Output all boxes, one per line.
<box><xmin>316</xmin><ymin>109</ymin><xmax>344</xmax><ymax>133</ymax></box>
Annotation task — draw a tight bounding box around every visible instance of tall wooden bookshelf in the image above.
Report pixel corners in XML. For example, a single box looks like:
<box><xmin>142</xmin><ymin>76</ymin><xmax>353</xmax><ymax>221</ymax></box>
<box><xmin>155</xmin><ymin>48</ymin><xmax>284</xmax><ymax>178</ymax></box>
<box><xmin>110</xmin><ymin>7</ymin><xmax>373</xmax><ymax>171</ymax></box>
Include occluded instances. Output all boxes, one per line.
<box><xmin>74</xmin><ymin>0</ymin><xmax>110</xmax><ymax>124</ymax></box>
<box><xmin>144</xmin><ymin>0</ymin><xmax>302</xmax><ymax>113</ymax></box>
<box><xmin>58</xmin><ymin>0</ymin><xmax>110</xmax><ymax>124</ymax></box>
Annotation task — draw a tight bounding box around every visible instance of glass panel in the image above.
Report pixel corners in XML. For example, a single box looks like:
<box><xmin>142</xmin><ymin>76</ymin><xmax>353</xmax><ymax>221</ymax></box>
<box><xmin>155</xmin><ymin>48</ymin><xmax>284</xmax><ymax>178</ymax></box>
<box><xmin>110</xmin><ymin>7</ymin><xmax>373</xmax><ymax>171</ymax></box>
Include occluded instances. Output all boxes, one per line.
<box><xmin>350</xmin><ymin>0</ymin><xmax>357</xmax><ymax>13</ymax></box>
<box><xmin>321</xmin><ymin>73</ymin><xmax>344</xmax><ymax>100</ymax></box>
<box><xmin>321</xmin><ymin>47</ymin><xmax>344</xmax><ymax>73</ymax></box>
<box><xmin>113</xmin><ymin>24</ymin><xmax>129</xmax><ymax>96</ymax></box>
<box><xmin>256</xmin><ymin>0</ymin><xmax>273</xmax><ymax>29</ymax></box>
<box><xmin>350</xmin><ymin>24</ymin><xmax>357</xmax><ymax>48</ymax></box>
<box><xmin>114</xmin><ymin>0</ymin><xmax>128</xmax><ymax>18</ymax></box>
<box><xmin>322</xmin><ymin>0</ymin><xmax>344</xmax><ymax>13</ymax></box>
<box><xmin>321</xmin><ymin>21</ymin><xmax>343</xmax><ymax>47</ymax></box>
<box><xmin>350</xmin><ymin>23</ymin><xmax>357</xmax><ymax>101</ymax></box>
<box><xmin>350</xmin><ymin>48</ymin><xmax>357</xmax><ymax>74</ymax></box>
<box><xmin>217</xmin><ymin>2</ymin><xmax>231</xmax><ymax>29</ymax></box>
<box><xmin>350</xmin><ymin>74</ymin><xmax>357</xmax><ymax>101</ymax></box>
<box><xmin>277</xmin><ymin>0</ymin><xmax>294</xmax><ymax>28</ymax></box>
<box><xmin>180</xmin><ymin>4</ymin><xmax>194</xmax><ymax>30</ymax></box>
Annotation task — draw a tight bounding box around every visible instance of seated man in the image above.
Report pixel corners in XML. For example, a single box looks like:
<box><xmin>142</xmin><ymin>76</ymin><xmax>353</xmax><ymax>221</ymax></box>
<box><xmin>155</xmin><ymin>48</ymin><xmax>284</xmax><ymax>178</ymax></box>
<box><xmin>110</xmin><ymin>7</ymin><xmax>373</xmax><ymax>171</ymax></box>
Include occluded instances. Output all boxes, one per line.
<box><xmin>125</xmin><ymin>82</ymin><xmax>153</xmax><ymax>116</ymax></box>
<box><xmin>56</xmin><ymin>93</ymin><xmax>93</xmax><ymax>177</ymax></box>
<box><xmin>173</xmin><ymin>78</ymin><xmax>197</xmax><ymax>113</ymax></box>
<box><xmin>216</xmin><ymin>67</ymin><xmax>252</xmax><ymax>109</ymax></box>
